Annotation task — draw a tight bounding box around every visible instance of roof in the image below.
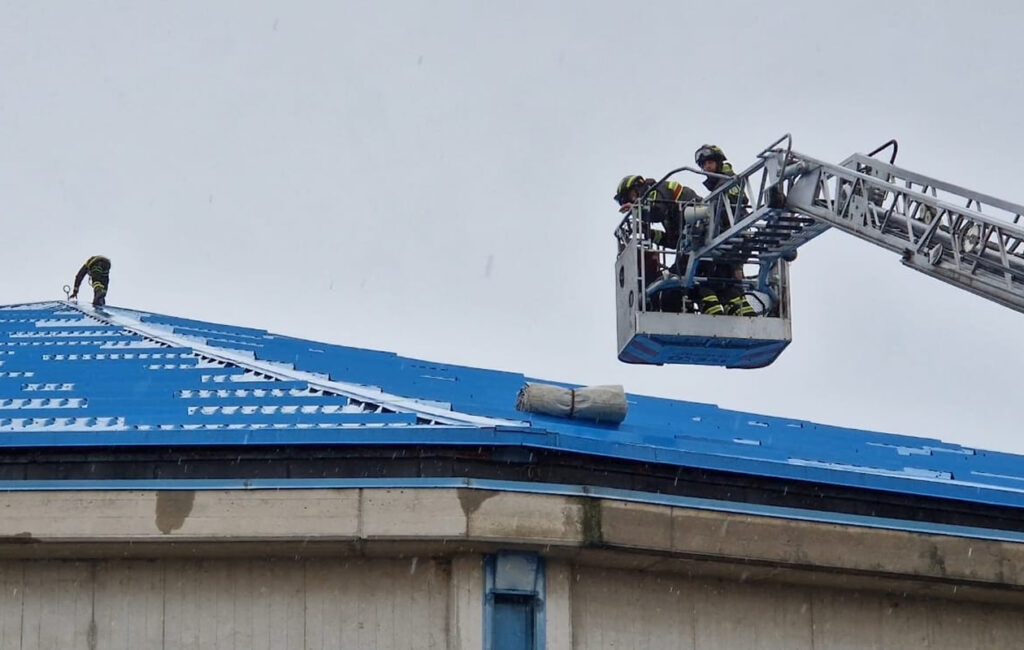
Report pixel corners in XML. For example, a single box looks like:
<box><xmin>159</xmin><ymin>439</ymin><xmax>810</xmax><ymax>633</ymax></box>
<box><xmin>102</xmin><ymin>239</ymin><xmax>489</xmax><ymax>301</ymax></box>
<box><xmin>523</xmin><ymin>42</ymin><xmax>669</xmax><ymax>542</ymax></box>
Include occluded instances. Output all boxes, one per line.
<box><xmin>1</xmin><ymin>301</ymin><xmax>1022</xmax><ymax>527</ymax></box>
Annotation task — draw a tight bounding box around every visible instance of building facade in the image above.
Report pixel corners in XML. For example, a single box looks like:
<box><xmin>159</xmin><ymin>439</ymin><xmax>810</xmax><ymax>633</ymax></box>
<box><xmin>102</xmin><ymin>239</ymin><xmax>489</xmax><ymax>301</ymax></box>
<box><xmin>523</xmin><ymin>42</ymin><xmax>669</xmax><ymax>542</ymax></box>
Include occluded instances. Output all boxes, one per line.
<box><xmin>0</xmin><ymin>302</ymin><xmax>1022</xmax><ymax>649</ymax></box>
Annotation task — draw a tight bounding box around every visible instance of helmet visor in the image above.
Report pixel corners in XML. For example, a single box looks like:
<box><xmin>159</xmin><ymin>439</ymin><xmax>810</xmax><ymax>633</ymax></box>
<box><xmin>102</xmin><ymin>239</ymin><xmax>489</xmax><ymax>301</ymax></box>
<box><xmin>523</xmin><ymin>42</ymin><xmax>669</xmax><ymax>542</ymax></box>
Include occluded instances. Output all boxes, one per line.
<box><xmin>614</xmin><ymin>176</ymin><xmax>641</xmax><ymax>204</ymax></box>
<box><xmin>615</xmin><ymin>187</ymin><xmax>640</xmax><ymax>205</ymax></box>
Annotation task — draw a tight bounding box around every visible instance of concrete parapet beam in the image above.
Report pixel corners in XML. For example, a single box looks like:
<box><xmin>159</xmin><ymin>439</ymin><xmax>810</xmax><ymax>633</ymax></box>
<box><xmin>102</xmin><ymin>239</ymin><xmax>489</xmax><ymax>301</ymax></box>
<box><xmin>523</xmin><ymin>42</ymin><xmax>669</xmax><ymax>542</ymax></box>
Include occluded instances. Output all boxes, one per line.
<box><xmin>0</xmin><ymin>488</ymin><xmax>1021</xmax><ymax>604</ymax></box>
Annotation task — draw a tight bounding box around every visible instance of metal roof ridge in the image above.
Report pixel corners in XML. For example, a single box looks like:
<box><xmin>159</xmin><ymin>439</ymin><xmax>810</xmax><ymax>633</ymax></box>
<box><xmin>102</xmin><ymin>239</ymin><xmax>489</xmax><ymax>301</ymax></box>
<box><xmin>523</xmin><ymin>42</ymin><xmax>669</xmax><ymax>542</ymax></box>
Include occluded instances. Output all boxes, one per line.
<box><xmin>72</xmin><ymin>303</ymin><xmax>529</xmax><ymax>429</ymax></box>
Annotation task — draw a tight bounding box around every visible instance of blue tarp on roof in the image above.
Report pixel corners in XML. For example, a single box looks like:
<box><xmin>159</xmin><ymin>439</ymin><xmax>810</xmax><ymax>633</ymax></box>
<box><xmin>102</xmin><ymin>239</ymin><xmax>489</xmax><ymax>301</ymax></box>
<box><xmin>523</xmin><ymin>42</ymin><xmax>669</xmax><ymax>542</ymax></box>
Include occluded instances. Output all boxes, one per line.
<box><xmin>0</xmin><ymin>300</ymin><xmax>1022</xmax><ymax>512</ymax></box>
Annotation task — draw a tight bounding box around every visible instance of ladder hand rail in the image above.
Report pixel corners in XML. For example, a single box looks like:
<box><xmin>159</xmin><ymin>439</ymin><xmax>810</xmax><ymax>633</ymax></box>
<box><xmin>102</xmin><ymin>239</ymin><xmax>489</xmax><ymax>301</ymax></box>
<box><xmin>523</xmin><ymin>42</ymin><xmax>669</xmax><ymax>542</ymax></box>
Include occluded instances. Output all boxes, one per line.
<box><xmin>841</xmin><ymin>154</ymin><xmax>1024</xmax><ymax>218</ymax></box>
<box><xmin>774</xmin><ymin>149</ymin><xmax>1024</xmax><ymax>313</ymax></box>
<box><xmin>777</xmin><ymin>151</ymin><xmax>1024</xmax><ymax>258</ymax></box>
<box><xmin>756</xmin><ymin>133</ymin><xmax>793</xmax><ymax>161</ymax></box>
<box><xmin>865</xmin><ymin>139</ymin><xmax>899</xmax><ymax>165</ymax></box>
<box><xmin>782</xmin><ymin>151</ymin><xmax>1024</xmax><ymax>235</ymax></box>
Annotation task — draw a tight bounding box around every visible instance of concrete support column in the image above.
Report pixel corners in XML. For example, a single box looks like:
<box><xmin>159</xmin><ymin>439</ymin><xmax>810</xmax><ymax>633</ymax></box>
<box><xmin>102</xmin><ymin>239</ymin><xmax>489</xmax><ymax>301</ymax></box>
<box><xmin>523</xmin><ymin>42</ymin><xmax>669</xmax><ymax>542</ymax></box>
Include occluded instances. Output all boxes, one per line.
<box><xmin>545</xmin><ymin>559</ymin><xmax>573</xmax><ymax>650</ymax></box>
<box><xmin>449</xmin><ymin>555</ymin><xmax>483</xmax><ymax>650</ymax></box>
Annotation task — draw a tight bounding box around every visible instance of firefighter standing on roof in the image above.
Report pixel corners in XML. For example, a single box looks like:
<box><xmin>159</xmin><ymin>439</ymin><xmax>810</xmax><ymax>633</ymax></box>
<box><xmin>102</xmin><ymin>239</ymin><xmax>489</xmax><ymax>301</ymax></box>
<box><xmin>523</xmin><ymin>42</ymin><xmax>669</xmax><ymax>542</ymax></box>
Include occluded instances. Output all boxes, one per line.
<box><xmin>69</xmin><ymin>255</ymin><xmax>112</xmax><ymax>307</ymax></box>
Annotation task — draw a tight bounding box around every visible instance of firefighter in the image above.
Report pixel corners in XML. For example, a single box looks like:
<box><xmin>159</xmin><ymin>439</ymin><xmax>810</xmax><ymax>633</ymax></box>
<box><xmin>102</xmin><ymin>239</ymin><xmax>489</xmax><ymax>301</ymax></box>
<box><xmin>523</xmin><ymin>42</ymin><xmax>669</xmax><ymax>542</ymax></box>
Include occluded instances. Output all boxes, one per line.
<box><xmin>694</xmin><ymin>144</ymin><xmax>743</xmax><ymax>198</ymax></box>
<box><xmin>694</xmin><ymin>143</ymin><xmax>751</xmax><ymax>234</ymax></box>
<box><xmin>693</xmin><ymin>146</ymin><xmax>759</xmax><ymax>316</ymax></box>
<box><xmin>614</xmin><ymin>175</ymin><xmax>700</xmax><ymax>250</ymax></box>
<box><xmin>614</xmin><ymin>176</ymin><xmax>730</xmax><ymax>315</ymax></box>
<box><xmin>69</xmin><ymin>255</ymin><xmax>112</xmax><ymax>307</ymax></box>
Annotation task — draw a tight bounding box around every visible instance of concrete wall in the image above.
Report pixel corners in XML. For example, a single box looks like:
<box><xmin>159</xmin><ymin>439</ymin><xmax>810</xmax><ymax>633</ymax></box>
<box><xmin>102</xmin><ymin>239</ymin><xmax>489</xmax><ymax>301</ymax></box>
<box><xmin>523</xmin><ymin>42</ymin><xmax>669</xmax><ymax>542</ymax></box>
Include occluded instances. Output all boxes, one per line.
<box><xmin>4</xmin><ymin>488</ymin><xmax>1021</xmax><ymax>604</ymax></box>
<box><xmin>0</xmin><ymin>557</ymin><xmax>460</xmax><ymax>650</ymax></box>
<box><xmin>2</xmin><ymin>488</ymin><xmax>1024</xmax><ymax>648</ymax></box>
<box><xmin>1</xmin><ymin>556</ymin><xmax>1021</xmax><ymax>649</ymax></box>
<box><xmin>568</xmin><ymin>564</ymin><xmax>1024</xmax><ymax>650</ymax></box>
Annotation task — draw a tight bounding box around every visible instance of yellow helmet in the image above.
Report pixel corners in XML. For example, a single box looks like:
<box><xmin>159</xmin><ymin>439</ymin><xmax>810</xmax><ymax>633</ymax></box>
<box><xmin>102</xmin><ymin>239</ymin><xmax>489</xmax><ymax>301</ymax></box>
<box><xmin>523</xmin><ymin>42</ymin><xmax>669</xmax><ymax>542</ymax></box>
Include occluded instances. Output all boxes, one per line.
<box><xmin>614</xmin><ymin>175</ymin><xmax>645</xmax><ymax>204</ymax></box>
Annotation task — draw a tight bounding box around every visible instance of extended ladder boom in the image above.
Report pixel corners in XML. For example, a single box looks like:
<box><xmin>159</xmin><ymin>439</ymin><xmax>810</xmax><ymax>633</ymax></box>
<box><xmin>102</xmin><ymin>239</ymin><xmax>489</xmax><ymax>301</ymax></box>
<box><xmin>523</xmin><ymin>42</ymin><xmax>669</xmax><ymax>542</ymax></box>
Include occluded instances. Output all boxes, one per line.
<box><xmin>686</xmin><ymin>135</ymin><xmax>1024</xmax><ymax>314</ymax></box>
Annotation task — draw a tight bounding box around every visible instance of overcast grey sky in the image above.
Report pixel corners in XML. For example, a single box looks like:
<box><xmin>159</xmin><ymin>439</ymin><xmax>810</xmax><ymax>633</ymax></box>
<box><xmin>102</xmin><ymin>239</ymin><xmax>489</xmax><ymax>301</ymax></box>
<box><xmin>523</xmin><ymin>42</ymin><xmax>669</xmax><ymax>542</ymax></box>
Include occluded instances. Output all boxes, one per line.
<box><xmin>3</xmin><ymin>1</ymin><xmax>1023</xmax><ymax>453</ymax></box>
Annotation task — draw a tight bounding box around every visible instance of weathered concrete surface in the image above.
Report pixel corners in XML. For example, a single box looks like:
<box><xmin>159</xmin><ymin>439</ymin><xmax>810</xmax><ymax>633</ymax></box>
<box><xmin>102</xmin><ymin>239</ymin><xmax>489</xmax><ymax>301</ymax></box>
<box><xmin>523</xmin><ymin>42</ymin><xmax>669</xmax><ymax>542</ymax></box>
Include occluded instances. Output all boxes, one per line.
<box><xmin>448</xmin><ymin>555</ymin><xmax>483</xmax><ymax>650</ymax></box>
<box><xmin>0</xmin><ymin>557</ymin><xmax>450</xmax><ymax>650</ymax></box>
<box><xmin>467</xmin><ymin>490</ymin><xmax>585</xmax><ymax>544</ymax></box>
<box><xmin>0</xmin><ymin>488</ymin><xmax>1023</xmax><ymax>605</ymax></box>
<box><xmin>0</xmin><ymin>489</ymin><xmax>361</xmax><ymax>539</ymax></box>
<box><xmin>570</xmin><ymin>565</ymin><xmax>1024</xmax><ymax>650</ymax></box>
<box><xmin>0</xmin><ymin>555</ymin><xmax>1019</xmax><ymax>650</ymax></box>
<box><xmin>545</xmin><ymin>560</ymin><xmax>574</xmax><ymax>650</ymax></box>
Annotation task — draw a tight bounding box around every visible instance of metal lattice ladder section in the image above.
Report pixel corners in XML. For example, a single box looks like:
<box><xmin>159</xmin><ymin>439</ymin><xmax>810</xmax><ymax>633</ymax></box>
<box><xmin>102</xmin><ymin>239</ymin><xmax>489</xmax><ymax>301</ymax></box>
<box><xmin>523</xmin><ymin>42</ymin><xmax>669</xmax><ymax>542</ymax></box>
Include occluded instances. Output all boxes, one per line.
<box><xmin>686</xmin><ymin>135</ymin><xmax>1024</xmax><ymax>314</ymax></box>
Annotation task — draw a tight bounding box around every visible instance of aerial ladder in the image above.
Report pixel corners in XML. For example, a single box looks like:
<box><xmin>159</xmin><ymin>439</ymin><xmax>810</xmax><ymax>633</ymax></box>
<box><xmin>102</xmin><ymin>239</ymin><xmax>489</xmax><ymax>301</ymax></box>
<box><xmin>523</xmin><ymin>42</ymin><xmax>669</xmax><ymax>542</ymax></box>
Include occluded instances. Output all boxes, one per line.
<box><xmin>615</xmin><ymin>134</ymin><xmax>1024</xmax><ymax>368</ymax></box>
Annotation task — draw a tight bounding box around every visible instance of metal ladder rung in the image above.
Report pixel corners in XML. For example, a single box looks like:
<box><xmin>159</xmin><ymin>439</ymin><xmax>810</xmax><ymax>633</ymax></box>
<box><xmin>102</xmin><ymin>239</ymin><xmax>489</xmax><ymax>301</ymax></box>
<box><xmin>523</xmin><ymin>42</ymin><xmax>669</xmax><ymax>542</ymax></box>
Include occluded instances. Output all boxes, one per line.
<box><xmin>757</xmin><ymin>227</ymin><xmax>802</xmax><ymax>235</ymax></box>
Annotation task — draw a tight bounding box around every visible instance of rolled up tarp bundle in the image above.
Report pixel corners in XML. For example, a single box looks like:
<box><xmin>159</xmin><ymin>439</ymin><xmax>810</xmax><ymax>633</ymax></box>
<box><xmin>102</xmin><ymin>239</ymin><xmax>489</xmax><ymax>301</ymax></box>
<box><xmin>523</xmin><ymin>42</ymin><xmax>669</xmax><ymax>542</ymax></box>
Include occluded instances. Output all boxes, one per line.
<box><xmin>515</xmin><ymin>383</ymin><xmax>628</xmax><ymax>425</ymax></box>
